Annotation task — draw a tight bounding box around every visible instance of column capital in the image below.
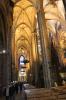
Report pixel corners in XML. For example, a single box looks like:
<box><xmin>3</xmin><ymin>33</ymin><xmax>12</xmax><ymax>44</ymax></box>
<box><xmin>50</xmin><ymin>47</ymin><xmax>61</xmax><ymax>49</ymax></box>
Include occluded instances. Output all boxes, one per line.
<box><xmin>35</xmin><ymin>0</ymin><xmax>44</xmax><ymax>13</ymax></box>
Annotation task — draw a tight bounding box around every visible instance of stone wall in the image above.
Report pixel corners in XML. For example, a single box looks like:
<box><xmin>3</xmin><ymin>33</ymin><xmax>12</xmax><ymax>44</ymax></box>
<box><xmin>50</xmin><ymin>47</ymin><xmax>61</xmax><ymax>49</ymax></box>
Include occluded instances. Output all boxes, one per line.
<box><xmin>0</xmin><ymin>0</ymin><xmax>13</xmax><ymax>95</ymax></box>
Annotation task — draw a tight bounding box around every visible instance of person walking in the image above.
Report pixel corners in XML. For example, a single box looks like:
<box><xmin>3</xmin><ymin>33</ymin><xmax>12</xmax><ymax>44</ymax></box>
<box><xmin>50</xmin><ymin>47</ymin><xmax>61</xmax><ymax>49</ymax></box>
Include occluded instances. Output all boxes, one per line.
<box><xmin>6</xmin><ymin>85</ymin><xmax>9</xmax><ymax>100</ymax></box>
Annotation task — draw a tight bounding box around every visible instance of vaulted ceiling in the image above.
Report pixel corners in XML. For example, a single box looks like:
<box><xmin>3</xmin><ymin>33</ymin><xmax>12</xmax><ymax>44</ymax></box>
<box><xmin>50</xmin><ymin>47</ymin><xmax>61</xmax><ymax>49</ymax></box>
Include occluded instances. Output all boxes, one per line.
<box><xmin>12</xmin><ymin>0</ymin><xmax>66</xmax><ymax>70</ymax></box>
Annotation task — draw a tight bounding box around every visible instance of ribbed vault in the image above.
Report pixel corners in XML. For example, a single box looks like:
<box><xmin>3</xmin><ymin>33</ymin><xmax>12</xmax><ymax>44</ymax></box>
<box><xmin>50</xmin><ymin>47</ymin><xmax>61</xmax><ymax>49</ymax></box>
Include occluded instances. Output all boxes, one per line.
<box><xmin>12</xmin><ymin>0</ymin><xmax>66</xmax><ymax>81</ymax></box>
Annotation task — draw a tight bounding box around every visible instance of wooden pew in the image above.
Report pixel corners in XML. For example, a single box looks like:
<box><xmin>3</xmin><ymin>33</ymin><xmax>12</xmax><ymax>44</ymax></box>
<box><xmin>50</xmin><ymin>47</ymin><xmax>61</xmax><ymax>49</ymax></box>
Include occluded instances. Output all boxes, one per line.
<box><xmin>22</xmin><ymin>84</ymin><xmax>35</xmax><ymax>90</ymax></box>
<box><xmin>22</xmin><ymin>88</ymin><xmax>56</xmax><ymax>100</ymax></box>
<box><xmin>52</xmin><ymin>85</ymin><xmax>66</xmax><ymax>100</ymax></box>
<box><xmin>22</xmin><ymin>85</ymin><xmax>66</xmax><ymax>100</ymax></box>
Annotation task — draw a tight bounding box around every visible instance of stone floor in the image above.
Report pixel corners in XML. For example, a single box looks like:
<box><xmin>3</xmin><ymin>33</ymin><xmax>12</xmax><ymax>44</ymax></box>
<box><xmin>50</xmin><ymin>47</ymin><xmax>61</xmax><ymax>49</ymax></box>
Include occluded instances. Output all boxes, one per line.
<box><xmin>0</xmin><ymin>92</ymin><xmax>23</xmax><ymax>100</ymax></box>
<box><xmin>15</xmin><ymin>93</ymin><xmax>22</xmax><ymax>100</ymax></box>
<box><xmin>0</xmin><ymin>96</ymin><xmax>5</xmax><ymax>100</ymax></box>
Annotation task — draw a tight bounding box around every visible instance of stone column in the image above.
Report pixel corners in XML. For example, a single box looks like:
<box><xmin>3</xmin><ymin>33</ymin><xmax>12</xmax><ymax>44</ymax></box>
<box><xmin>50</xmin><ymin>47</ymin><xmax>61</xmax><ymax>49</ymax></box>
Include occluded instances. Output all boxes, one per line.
<box><xmin>31</xmin><ymin>33</ymin><xmax>37</xmax><ymax>86</ymax></box>
<box><xmin>11</xmin><ymin>33</ymin><xmax>16</xmax><ymax>81</ymax></box>
<box><xmin>34</xmin><ymin>33</ymin><xmax>39</xmax><ymax>87</ymax></box>
<box><xmin>6</xmin><ymin>28</ymin><xmax>12</xmax><ymax>85</ymax></box>
<box><xmin>37</xmin><ymin>0</ymin><xmax>52</xmax><ymax>88</ymax></box>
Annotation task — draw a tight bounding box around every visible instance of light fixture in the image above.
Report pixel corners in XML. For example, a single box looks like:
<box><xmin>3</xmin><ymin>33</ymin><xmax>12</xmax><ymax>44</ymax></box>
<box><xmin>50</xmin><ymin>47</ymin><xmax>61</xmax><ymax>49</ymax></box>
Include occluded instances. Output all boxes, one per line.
<box><xmin>0</xmin><ymin>49</ymin><xmax>6</xmax><ymax>54</ymax></box>
<box><xmin>2</xmin><ymin>50</ymin><xmax>6</xmax><ymax>54</ymax></box>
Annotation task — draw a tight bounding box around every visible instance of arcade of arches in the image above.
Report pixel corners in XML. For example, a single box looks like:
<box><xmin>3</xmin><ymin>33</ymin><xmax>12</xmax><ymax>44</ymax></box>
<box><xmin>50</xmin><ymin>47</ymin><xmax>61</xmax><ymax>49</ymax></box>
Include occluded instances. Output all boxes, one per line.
<box><xmin>0</xmin><ymin>0</ymin><xmax>66</xmax><ymax>94</ymax></box>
